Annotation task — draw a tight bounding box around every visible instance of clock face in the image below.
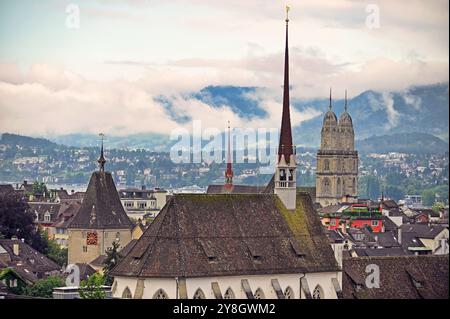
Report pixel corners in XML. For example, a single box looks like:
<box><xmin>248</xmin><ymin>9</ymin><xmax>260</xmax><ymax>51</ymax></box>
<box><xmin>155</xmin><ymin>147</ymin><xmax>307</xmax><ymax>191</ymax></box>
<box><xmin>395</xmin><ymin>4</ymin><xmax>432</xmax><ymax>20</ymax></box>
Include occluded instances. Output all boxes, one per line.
<box><xmin>86</xmin><ymin>232</ymin><xmax>98</xmax><ymax>245</ymax></box>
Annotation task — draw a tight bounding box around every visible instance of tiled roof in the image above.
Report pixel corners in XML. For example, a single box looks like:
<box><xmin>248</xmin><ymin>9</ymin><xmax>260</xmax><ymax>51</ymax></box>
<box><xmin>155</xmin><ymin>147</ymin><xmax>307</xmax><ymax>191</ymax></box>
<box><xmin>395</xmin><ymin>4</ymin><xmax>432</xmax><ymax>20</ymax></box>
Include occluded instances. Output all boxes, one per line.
<box><xmin>0</xmin><ymin>239</ymin><xmax>60</xmax><ymax>281</ymax></box>
<box><xmin>400</xmin><ymin>224</ymin><xmax>446</xmax><ymax>239</ymax></box>
<box><xmin>27</xmin><ymin>202</ymin><xmax>61</xmax><ymax>224</ymax></box>
<box><xmin>111</xmin><ymin>192</ymin><xmax>339</xmax><ymax>278</ymax></box>
<box><xmin>68</xmin><ymin>171</ymin><xmax>134</xmax><ymax>230</ymax></box>
<box><xmin>206</xmin><ymin>184</ymin><xmax>267</xmax><ymax>194</ymax></box>
<box><xmin>343</xmin><ymin>255</ymin><xmax>449</xmax><ymax>299</ymax></box>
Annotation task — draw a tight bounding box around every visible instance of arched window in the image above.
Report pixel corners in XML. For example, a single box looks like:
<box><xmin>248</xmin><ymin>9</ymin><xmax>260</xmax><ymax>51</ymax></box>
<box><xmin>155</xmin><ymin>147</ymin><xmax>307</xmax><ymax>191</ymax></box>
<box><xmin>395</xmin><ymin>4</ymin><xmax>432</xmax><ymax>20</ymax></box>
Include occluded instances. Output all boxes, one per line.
<box><xmin>224</xmin><ymin>288</ymin><xmax>235</xmax><ymax>299</ymax></box>
<box><xmin>122</xmin><ymin>287</ymin><xmax>132</xmax><ymax>299</ymax></box>
<box><xmin>312</xmin><ymin>285</ymin><xmax>324</xmax><ymax>299</ymax></box>
<box><xmin>111</xmin><ymin>281</ymin><xmax>118</xmax><ymax>294</ymax></box>
<box><xmin>322</xmin><ymin>178</ymin><xmax>331</xmax><ymax>195</ymax></box>
<box><xmin>284</xmin><ymin>287</ymin><xmax>295</xmax><ymax>299</ymax></box>
<box><xmin>352</xmin><ymin>178</ymin><xmax>356</xmax><ymax>193</ymax></box>
<box><xmin>279</xmin><ymin>169</ymin><xmax>286</xmax><ymax>181</ymax></box>
<box><xmin>337</xmin><ymin>178</ymin><xmax>342</xmax><ymax>195</ymax></box>
<box><xmin>254</xmin><ymin>288</ymin><xmax>265</xmax><ymax>299</ymax></box>
<box><xmin>324</xmin><ymin>159</ymin><xmax>330</xmax><ymax>171</ymax></box>
<box><xmin>342</xmin><ymin>180</ymin><xmax>346</xmax><ymax>195</ymax></box>
<box><xmin>193</xmin><ymin>288</ymin><xmax>206</xmax><ymax>299</ymax></box>
<box><xmin>153</xmin><ymin>289</ymin><xmax>168</xmax><ymax>299</ymax></box>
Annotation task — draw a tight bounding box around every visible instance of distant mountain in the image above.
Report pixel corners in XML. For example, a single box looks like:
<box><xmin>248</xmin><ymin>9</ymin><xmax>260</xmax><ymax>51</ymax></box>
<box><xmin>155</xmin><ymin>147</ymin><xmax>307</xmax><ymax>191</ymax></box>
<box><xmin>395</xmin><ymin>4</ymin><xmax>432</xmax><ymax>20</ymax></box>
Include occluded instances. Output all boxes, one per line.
<box><xmin>4</xmin><ymin>83</ymin><xmax>447</xmax><ymax>151</ymax></box>
<box><xmin>0</xmin><ymin>133</ymin><xmax>61</xmax><ymax>149</ymax></box>
<box><xmin>356</xmin><ymin>133</ymin><xmax>449</xmax><ymax>154</ymax></box>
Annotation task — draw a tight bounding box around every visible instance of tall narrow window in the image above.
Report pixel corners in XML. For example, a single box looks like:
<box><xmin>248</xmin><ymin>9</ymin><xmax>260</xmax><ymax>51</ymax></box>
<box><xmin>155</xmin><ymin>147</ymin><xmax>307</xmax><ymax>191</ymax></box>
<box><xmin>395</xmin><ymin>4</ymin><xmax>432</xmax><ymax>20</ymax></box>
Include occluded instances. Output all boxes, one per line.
<box><xmin>193</xmin><ymin>288</ymin><xmax>206</xmax><ymax>299</ymax></box>
<box><xmin>122</xmin><ymin>287</ymin><xmax>132</xmax><ymax>299</ymax></box>
<box><xmin>313</xmin><ymin>285</ymin><xmax>324</xmax><ymax>299</ymax></box>
<box><xmin>324</xmin><ymin>159</ymin><xmax>330</xmax><ymax>171</ymax></box>
<box><xmin>279</xmin><ymin>169</ymin><xmax>286</xmax><ymax>181</ymax></box>
<box><xmin>224</xmin><ymin>288</ymin><xmax>235</xmax><ymax>299</ymax></box>
<box><xmin>322</xmin><ymin>178</ymin><xmax>331</xmax><ymax>195</ymax></box>
<box><xmin>284</xmin><ymin>287</ymin><xmax>295</xmax><ymax>299</ymax></box>
<box><xmin>254</xmin><ymin>288</ymin><xmax>265</xmax><ymax>299</ymax></box>
<box><xmin>153</xmin><ymin>289</ymin><xmax>168</xmax><ymax>299</ymax></box>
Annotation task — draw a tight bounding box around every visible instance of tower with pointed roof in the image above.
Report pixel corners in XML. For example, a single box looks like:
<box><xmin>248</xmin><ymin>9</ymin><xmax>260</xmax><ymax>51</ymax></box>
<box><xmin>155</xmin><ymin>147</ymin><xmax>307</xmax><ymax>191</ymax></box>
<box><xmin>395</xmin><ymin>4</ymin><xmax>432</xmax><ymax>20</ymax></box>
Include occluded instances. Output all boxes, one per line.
<box><xmin>67</xmin><ymin>135</ymin><xmax>134</xmax><ymax>264</ymax></box>
<box><xmin>274</xmin><ymin>8</ymin><xmax>297</xmax><ymax>210</ymax></box>
<box><xmin>224</xmin><ymin>122</ymin><xmax>234</xmax><ymax>189</ymax></box>
<box><xmin>316</xmin><ymin>91</ymin><xmax>358</xmax><ymax>206</ymax></box>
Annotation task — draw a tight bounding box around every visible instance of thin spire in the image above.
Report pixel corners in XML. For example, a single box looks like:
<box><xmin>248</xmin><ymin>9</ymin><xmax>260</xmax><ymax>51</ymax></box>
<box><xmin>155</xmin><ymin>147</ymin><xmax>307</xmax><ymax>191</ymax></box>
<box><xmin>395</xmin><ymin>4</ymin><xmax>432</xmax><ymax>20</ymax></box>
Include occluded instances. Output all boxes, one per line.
<box><xmin>98</xmin><ymin>133</ymin><xmax>106</xmax><ymax>172</ymax></box>
<box><xmin>278</xmin><ymin>6</ymin><xmax>294</xmax><ymax>163</ymax></box>
<box><xmin>225</xmin><ymin>121</ymin><xmax>233</xmax><ymax>186</ymax></box>
<box><xmin>345</xmin><ymin>89</ymin><xmax>348</xmax><ymax>112</ymax></box>
<box><xmin>329</xmin><ymin>87</ymin><xmax>332</xmax><ymax>110</ymax></box>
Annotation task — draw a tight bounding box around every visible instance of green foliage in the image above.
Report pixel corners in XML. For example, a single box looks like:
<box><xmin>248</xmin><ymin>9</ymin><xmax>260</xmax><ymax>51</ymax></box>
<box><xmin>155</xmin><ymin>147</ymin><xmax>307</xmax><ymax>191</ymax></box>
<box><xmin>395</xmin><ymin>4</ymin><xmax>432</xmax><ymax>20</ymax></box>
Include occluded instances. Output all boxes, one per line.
<box><xmin>432</xmin><ymin>202</ymin><xmax>445</xmax><ymax>212</ymax></box>
<box><xmin>25</xmin><ymin>276</ymin><xmax>64</xmax><ymax>298</ymax></box>
<box><xmin>0</xmin><ymin>192</ymin><xmax>48</xmax><ymax>253</ymax></box>
<box><xmin>79</xmin><ymin>273</ymin><xmax>106</xmax><ymax>299</ymax></box>
<box><xmin>0</xmin><ymin>268</ymin><xmax>27</xmax><ymax>295</ymax></box>
<box><xmin>32</xmin><ymin>181</ymin><xmax>49</xmax><ymax>198</ymax></box>
<box><xmin>103</xmin><ymin>241</ymin><xmax>122</xmax><ymax>286</ymax></box>
<box><xmin>421</xmin><ymin>189</ymin><xmax>436</xmax><ymax>206</ymax></box>
<box><xmin>42</xmin><ymin>232</ymin><xmax>68</xmax><ymax>267</ymax></box>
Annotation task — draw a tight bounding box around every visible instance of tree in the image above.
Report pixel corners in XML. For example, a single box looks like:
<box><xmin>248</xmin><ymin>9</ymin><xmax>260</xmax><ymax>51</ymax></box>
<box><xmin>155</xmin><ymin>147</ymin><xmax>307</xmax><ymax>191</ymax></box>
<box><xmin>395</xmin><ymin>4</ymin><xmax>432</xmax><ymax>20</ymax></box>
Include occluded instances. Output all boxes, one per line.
<box><xmin>25</xmin><ymin>276</ymin><xmax>64</xmax><ymax>298</ymax></box>
<box><xmin>31</xmin><ymin>181</ymin><xmax>49</xmax><ymax>198</ymax></box>
<box><xmin>103</xmin><ymin>241</ymin><xmax>122</xmax><ymax>286</ymax></box>
<box><xmin>42</xmin><ymin>232</ymin><xmax>68</xmax><ymax>267</ymax></box>
<box><xmin>421</xmin><ymin>189</ymin><xmax>436</xmax><ymax>206</ymax></box>
<box><xmin>0</xmin><ymin>192</ymin><xmax>48</xmax><ymax>253</ymax></box>
<box><xmin>79</xmin><ymin>273</ymin><xmax>106</xmax><ymax>299</ymax></box>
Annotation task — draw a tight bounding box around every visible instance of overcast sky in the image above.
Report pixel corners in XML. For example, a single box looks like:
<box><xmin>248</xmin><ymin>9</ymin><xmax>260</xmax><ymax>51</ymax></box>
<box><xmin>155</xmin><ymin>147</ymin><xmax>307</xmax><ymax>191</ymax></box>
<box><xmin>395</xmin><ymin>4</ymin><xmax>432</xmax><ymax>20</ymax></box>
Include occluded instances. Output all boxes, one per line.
<box><xmin>0</xmin><ymin>0</ymin><xmax>448</xmax><ymax>136</ymax></box>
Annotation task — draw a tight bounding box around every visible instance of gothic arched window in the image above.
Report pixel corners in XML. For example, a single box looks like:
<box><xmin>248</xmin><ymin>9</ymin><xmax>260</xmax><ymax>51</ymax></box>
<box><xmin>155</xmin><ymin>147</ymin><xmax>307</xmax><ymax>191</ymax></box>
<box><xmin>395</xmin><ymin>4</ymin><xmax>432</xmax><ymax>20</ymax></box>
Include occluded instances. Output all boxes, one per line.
<box><xmin>254</xmin><ymin>288</ymin><xmax>265</xmax><ymax>299</ymax></box>
<box><xmin>324</xmin><ymin>159</ymin><xmax>330</xmax><ymax>171</ymax></box>
<box><xmin>312</xmin><ymin>285</ymin><xmax>324</xmax><ymax>299</ymax></box>
<box><xmin>352</xmin><ymin>178</ymin><xmax>356</xmax><ymax>193</ymax></box>
<box><xmin>224</xmin><ymin>288</ymin><xmax>235</xmax><ymax>299</ymax></box>
<box><xmin>122</xmin><ymin>287</ymin><xmax>132</xmax><ymax>299</ymax></box>
<box><xmin>284</xmin><ymin>287</ymin><xmax>295</xmax><ymax>299</ymax></box>
<box><xmin>322</xmin><ymin>178</ymin><xmax>331</xmax><ymax>195</ymax></box>
<box><xmin>337</xmin><ymin>178</ymin><xmax>342</xmax><ymax>195</ymax></box>
<box><xmin>153</xmin><ymin>289</ymin><xmax>168</xmax><ymax>299</ymax></box>
<box><xmin>193</xmin><ymin>288</ymin><xmax>206</xmax><ymax>299</ymax></box>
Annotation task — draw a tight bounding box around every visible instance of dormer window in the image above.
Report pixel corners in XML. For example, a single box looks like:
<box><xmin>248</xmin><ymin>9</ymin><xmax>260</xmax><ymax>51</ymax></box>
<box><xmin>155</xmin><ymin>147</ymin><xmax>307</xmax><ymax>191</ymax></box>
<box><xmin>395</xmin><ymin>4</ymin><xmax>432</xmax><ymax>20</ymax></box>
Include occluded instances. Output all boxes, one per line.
<box><xmin>44</xmin><ymin>212</ymin><xmax>51</xmax><ymax>222</ymax></box>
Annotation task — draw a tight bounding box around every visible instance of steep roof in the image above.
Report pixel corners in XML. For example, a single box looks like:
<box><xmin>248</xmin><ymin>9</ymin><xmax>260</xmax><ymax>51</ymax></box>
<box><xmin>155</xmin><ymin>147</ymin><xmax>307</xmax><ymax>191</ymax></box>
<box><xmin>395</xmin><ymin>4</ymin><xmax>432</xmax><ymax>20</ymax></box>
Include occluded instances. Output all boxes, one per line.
<box><xmin>111</xmin><ymin>192</ymin><xmax>339</xmax><ymax>278</ymax></box>
<box><xmin>342</xmin><ymin>255</ymin><xmax>449</xmax><ymax>299</ymax></box>
<box><xmin>0</xmin><ymin>239</ymin><xmax>60</xmax><ymax>276</ymax></box>
<box><xmin>206</xmin><ymin>184</ymin><xmax>267</xmax><ymax>194</ymax></box>
<box><xmin>68</xmin><ymin>171</ymin><xmax>134</xmax><ymax>230</ymax></box>
<box><xmin>400</xmin><ymin>224</ymin><xmax>446</xmax><ymax>239</ymax></box>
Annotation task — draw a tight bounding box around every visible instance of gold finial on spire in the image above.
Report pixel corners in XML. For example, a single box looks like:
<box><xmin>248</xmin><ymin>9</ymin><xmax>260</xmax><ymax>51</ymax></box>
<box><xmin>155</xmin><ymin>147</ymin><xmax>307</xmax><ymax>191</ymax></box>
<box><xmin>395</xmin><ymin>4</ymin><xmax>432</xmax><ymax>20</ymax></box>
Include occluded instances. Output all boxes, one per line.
<box><xmin>286</xmin><ymin>5</ymin><xmax>290</xmax><ymax>22</ymax></box>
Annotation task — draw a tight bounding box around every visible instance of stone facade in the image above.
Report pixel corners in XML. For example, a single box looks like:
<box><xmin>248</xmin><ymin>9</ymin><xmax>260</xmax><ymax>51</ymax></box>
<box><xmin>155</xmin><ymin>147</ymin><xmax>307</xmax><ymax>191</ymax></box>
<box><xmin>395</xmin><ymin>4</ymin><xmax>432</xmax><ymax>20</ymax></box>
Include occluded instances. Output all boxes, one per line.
<box><xmin>67</xmin><ymin>228</ymin><xmax>132</xmax><ymax>264</ymax></box>
<box><xmin>316</xmin><ymin>103</ymin><xmax>358</xmax><ymax>206</ymax></box>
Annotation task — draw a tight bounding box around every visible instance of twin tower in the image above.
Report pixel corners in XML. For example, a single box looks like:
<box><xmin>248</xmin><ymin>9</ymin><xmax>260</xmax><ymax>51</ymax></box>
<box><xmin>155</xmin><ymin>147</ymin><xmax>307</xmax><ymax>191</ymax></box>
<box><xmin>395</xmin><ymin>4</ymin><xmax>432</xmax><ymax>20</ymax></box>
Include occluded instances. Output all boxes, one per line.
<box><xmin>315</xmin><ymin>91</ymin><xmax>359</xmax><ymax>206</ymax></box>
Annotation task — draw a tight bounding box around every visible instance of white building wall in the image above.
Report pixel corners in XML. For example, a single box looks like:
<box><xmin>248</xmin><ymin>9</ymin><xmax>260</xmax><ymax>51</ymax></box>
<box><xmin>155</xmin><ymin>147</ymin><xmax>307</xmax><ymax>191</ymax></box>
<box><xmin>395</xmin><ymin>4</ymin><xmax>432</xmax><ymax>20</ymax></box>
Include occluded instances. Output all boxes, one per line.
<box><xmin>113</xmin><ymin>271</ymin><xmax>341</xmax><ymax>299</ymax></box>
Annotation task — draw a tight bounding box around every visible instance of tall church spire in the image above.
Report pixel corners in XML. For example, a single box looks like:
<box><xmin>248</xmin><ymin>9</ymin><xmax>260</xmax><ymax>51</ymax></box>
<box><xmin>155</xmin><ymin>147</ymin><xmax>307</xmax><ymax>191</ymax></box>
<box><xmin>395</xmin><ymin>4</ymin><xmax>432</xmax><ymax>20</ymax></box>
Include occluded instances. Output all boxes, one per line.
<box><xmin>274</xmin><ymin>6</ymin><xmax>297</xmax><ymax>211</ymax></box>
<box><xmin>278</xmin><ymin>5</ymin><xmax>294</xmax><ymax>164</ymax></box>
<box><xmin>98</xmin><ymin>133</ymin><xmax>106</xmax><ymax>172</ymax></box>
<box><xmin>329</xmin><ymin>87</ymin><xmax>332</xmax><ymax>110</ymax></box>
<box><xmin>225</xmin><ymin>121</ymin><xmax>233</xmax><ymax>188</ymax></box>
<box><xmin>344</xmin><ymin>89</ymin><xmax>348</xmax><ymax>112</ymax></box>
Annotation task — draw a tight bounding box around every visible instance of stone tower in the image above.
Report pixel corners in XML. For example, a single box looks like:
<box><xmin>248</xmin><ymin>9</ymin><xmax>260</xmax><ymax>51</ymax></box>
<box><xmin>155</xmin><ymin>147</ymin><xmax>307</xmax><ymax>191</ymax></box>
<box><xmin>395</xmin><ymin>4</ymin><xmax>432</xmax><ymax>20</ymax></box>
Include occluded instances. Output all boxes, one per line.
<box><xmin>316</xmin><ymin>91</ymin><xmax>358</xmax><ymax>206</ymax></box>
<box><xmin>274</xmin><ymin>9</ymin><xmax>297</xmax><ymax>210</ymax></box>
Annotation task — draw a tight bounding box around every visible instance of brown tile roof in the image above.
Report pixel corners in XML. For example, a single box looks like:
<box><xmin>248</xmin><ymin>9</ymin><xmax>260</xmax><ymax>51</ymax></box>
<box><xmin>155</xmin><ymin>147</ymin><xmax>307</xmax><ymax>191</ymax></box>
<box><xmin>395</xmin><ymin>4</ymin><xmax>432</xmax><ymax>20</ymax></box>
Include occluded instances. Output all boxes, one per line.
<box><xmin>27</xmin><ymin>202</ymin><xmax>61</xmax><ymax>224</ymax></box>
<box><xmin>68</xmin><ymin>171</ymin><xmax>134</xmax><ymax>230</ymax></box>
<box><xmin>400</xmin><ymin>224</ymin><xmax>446</xmax><ymax>239</ymax></box>
<box><xmin>0</xmin><ymin>239</ymin><xmax>60</xmax><ymax>279</ymax></box>
<box><xmin>343</xmin><ymin>255</ymin><xmax>449</xmax><ymax>299</ymax></box>
<box><xmin>206</xmin><ymin>184</ymin><xmax>267</xmax><ymax>194</ymax></box>
<box><xmin>111</xmin><ymin>192</ymin><xmax>339</xmax><ymax>278</ymax></box>
<box><xmin>52</xmin><ymin>201</ymin><xmax>81</xmax><ymax>228</ymax></box>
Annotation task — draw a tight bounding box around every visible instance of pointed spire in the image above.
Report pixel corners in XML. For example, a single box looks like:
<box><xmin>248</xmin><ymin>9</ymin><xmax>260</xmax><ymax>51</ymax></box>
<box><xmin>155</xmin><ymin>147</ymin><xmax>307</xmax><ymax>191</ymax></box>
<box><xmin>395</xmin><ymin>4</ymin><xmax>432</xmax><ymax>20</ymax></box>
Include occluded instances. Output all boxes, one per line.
<box><xmin>345</xmin><ymin>89</ymin><xmax>348</xmax><ymax>112</ymax></box>
<box><xmin>98</xmin><ymin>133</ymin><xmax>106</xmax><ymax>172</ymax></box>
<box><xmin>225</xmin><ymin>121</ymin><xmax>233</xmax><ymax>187</ymax></box>
<box><xmin>329</xmin><ymin>87</ymin><xmax>332</xmax><ymax>110</ymax></box>
<box><xmin>278</xmin><ymin>7</ymin><xmax>294</xmax><ymax>163</ymax></box>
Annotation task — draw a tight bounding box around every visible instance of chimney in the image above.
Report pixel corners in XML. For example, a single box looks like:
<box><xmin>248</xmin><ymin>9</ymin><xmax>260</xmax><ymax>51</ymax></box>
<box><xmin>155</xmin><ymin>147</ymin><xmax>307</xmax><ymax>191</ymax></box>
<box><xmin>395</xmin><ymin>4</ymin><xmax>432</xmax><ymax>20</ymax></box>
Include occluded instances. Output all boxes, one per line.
<box><xmin>23</xmin><ymin>180</ymin><xmax>27</xmax><ymax>186</ymax></box>
<box><xmin>397</xmin><ymin>227</ymin><xmax>402</xmax><ymax>245</ymax></box>
<box><xmin>13</xmin><ymin>243</ymin><xmax>19</xmax><ymax>256</ymax></box>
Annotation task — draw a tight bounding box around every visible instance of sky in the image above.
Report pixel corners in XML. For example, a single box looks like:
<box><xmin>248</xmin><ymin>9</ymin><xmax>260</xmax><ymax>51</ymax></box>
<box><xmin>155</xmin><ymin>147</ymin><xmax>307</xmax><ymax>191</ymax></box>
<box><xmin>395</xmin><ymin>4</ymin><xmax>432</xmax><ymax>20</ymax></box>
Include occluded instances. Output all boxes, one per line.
<box><xmin>0</xmin><ymin>0</ymin><xmax>448</xmax><ymax>137</ymax></box>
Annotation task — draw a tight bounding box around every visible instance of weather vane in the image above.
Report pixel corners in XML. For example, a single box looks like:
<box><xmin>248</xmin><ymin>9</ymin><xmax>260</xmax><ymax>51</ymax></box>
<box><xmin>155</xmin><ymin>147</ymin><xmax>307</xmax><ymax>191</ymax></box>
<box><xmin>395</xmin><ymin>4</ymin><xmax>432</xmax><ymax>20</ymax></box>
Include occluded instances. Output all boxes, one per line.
<box><xmin>286</xmin><ymin>5</ymin><xmax>290</xmax><ymax>22</ymax></box>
